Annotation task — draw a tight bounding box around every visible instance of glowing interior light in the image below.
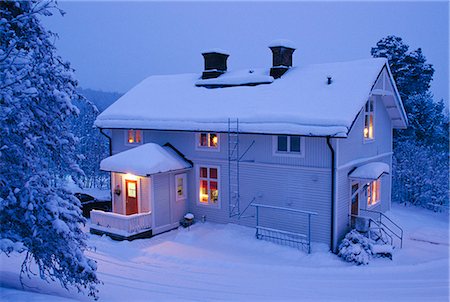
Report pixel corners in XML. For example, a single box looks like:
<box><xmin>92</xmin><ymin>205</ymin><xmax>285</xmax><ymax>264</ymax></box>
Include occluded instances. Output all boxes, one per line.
<box><xmin>212</xmin><ymin>136</ymin><xmax>218</xmax><ymax>145</ymax></box>
<box><xmin>364</xmin><ymin>127</ymin><xmax>369</xmax><ymax>138</ymax></box>
<box><xmin>125</xmin><ymin>173</ymin><xmax>138</xmax><ymax>181</ymax></box>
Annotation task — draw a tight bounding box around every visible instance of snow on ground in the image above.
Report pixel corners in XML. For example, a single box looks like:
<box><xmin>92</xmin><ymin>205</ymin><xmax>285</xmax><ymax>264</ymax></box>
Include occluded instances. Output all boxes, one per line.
<box><xmin>1</xmin><ymin>204</ymin><xmax>448</xmax><ymax>301</ymax></box>
<box><xmin>64</xmin><ymin>179</ymin><xmax>111</xmax><ymax>201</ymax></box>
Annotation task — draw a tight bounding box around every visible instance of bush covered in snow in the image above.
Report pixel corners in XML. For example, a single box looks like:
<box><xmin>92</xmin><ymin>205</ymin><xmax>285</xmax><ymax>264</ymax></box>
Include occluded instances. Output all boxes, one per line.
<box><xmin>338</xmin><ymin>230</ymin><xmax>374</xmax><ymax>265</ymax></box>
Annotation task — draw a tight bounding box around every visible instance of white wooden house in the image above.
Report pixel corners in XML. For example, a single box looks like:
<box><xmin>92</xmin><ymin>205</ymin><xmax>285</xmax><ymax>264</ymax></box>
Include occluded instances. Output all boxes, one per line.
<box><xmin>92</xmin><ymin>41</ymin><xmax>407</xmax><ymax>252</ymax></box>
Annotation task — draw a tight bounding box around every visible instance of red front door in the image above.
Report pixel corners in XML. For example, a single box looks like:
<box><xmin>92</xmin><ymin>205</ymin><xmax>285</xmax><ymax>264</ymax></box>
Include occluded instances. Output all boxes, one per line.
<box><xmin>125</xmin><ymin>180</ymin><xmax>138</xmax><ymax>215</ymax></box>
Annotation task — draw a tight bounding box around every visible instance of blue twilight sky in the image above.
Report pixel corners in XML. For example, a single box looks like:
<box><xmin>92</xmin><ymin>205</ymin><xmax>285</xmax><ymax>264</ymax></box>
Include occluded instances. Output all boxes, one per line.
<box><xmin>43</xmin><ymin>1</ymin><xmax>449</xmax><ymax>103</ymax></box>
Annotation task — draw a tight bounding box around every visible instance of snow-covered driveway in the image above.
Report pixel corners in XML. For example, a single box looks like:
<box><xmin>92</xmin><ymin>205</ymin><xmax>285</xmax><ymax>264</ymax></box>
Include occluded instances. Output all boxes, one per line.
<box><xmin>1</xmin><ymin>204</ymin><xmax>448</xmax><ymax>301</ymax></box>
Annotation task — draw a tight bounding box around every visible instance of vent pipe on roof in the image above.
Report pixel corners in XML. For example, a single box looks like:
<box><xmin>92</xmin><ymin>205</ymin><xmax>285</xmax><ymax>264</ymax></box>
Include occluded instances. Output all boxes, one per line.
<box><xmin>269</xmin><ymin>39</ymin><xmax>296</xmax><ymax>79</ymax></box>
<box><xmin>201</xmin><ymin>49</ymin><xmax>229</xmax><ymax>79</ymax></box>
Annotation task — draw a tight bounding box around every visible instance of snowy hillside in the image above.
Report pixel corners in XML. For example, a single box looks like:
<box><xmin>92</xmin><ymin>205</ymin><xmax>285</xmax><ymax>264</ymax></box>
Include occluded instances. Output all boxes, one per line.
<box><xmin>0</xmin><ymin>204</ymin><xmax>448</xmax><ymax>301</ymax></box>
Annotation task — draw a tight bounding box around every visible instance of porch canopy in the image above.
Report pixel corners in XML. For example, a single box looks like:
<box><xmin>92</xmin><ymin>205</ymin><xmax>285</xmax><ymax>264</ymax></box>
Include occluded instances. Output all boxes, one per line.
<box><xmin>100</xmin><ymin>143</ymin><xmax>192</xmax><ymax>177</ymax></box>
<box><xmin>348</xmin><ymin>162</ymin><xmax>389</xmax><ymax>181</ymax></box>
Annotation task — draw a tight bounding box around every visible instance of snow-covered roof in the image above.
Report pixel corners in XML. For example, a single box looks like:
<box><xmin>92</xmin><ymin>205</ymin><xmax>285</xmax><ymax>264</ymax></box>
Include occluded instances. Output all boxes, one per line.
<box><xmin>195</xmin><ymin>68</ymin><xmax>273</xmax><ymax>87</ymax></box>
<box><xmin>268</xmin><ymin>39</ymin><xmax>296</xmax><ymax>49</ymax></box>
<box><xmin>201</xmin><ymin>48</ymin><xmax>230</xmax><ymax>55</ymax></box>
<box><xmin>100</xmin><ymin>143</ymin><xmax>192</xmax><ymax>176</ymax></box>
<box><xmin>349</xmin><ymin>162</ymin><xmax>390</xmax><ymax>180</ymax></box>
<box><xmin>95</xmin><ymin>57</ymin><xmax>406</xmax><ymax>137</ymax></box>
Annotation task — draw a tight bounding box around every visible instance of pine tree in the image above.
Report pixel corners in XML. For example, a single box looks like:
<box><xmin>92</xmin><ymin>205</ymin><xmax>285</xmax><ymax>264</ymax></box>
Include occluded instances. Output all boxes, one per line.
<box><xmin>371</xmin><ymin>35</ymin><xmax>434</xmax><ymax>100</ymax></box>
<box><xmin>0</xmin><ymin>1</ymin><xmax>99</xmax><ymax>298</ymax></box>
<box><xmin>371</xmin><ymin>36</ymin><xmax>449</xmax><ymax>208</ymax></box>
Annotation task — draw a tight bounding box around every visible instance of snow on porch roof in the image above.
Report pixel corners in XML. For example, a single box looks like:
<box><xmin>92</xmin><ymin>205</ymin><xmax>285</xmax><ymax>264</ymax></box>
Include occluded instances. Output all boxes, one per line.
<box><xmin>95</xmin><ymin>57</ymin><xmax>404</xmax><ymax>137</ymax></box>
<box><xmin>100</xmin><ymin>143</ymin><xmax>192</xmax><ymax>177</ymax></box>
<box><xmin>349</xmin><ymin>162</ymin><xmax>390</xmax><ymax>181</ymax></box>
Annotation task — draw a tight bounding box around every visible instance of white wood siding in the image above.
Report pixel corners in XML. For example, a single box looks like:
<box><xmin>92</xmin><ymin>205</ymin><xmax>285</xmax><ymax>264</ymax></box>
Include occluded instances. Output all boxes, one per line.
<box><xmin>334</xmin><ymin>85</ymin><xmax>394</xmax><ymax>249</ymax></box>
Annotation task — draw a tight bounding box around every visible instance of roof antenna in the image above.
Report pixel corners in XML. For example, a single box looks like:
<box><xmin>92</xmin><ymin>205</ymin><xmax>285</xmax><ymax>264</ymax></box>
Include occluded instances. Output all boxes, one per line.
<box><xmin>327</xmin><ymin>76</ymin><xmax>332</xmax><ymax>85</ymax></box>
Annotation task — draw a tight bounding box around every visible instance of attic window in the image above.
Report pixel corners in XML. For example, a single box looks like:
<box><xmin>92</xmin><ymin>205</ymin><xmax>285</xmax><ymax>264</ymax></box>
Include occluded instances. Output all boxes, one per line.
<box><xmin>127</xmin><ymin>130</ymin><xmax>142</xmax><ymax>144</ymax></box>
<box><xmin>364</xmin><ymin>99</ymin><xmax>374</xmax><ymax>141</ymax></box>
<box><xmin>197</xmin><ymin>133</ymin><xmax>219</xmax><ymax>151</ymax></box>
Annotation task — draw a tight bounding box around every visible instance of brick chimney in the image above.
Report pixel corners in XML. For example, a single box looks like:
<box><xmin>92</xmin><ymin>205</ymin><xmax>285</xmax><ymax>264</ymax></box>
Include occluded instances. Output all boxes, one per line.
<box><xmin>269</xmin><ymin>40</ymin><xmax>296</xmax><ymax>79</ymax></box>
<box><xmin>201</xmin><ymin>49</ymin><xmax>229</xmax><ymax>79</ymax></box>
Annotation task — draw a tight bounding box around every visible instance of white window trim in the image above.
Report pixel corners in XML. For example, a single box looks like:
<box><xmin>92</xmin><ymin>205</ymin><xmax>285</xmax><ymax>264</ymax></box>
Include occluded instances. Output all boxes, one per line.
<box><xmin>195</xmin><ymin>133</ymin><xmax>220</xmax><ymax>152</ymax></box>
<box><xmin>363</xmin><ymin>98</ymin><xmax>375</xmax><ymax>144</ymax></box>
<box><xmin>366</xmin><ymin>179</ymin><xmax>381</xmax><ymax>208</ymax></box>
<box><xmin>196</xmin><ymin>165</ymin><xmax>221</xmax><ymax>208</ymax></box>
<box><xmin>124</xmin><ymin>129</ymin><xmax>143</xmax><ymax>146</ymax></box>
<box><xmin>272</xmin><ymin>135</ymin><xmax>305</xmax><ymax>158</ymax></box>
<box><xmin>175</xmin><ymin>173</ymin><xmax>187</xmax><ymax>202</ymax></box>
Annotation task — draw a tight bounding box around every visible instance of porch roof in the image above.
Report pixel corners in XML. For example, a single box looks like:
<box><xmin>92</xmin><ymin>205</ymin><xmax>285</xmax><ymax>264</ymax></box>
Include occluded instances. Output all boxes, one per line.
<box><xmin>100</xmin><ymin>143</ymin><xmax>192</xmax><ymax>177</ymax></box>
<box><xmin>348</xmin><ymin>162</ymin><xmax>390</xmax><ymax>181</ymax></box>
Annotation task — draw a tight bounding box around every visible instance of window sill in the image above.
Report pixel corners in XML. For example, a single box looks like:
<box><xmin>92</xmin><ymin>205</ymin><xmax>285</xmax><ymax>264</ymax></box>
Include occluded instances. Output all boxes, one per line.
<box><xmin>273</xmin><ymin>151</ymin><xmax>305</xmax><ymax>158</ymax></box>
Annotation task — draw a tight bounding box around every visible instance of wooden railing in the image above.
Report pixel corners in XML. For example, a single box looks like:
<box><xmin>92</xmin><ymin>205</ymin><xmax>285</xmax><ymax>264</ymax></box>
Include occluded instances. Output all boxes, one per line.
<box><xmin>91</xmin><ymin>210</ymin><xmax>152</xmax><ymax>234</ymax></box>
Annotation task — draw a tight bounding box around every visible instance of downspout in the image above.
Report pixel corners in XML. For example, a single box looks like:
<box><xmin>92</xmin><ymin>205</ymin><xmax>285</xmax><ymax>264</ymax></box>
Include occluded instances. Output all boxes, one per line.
<box><xmin>326</xmin><ymin>136</ymin><xmax>336</xmax><ymax>252</ymax></box>
<box><xmin>100</xmin><ymin>128</ymin><xmax>112</xmax><ymax>156</ymax></box>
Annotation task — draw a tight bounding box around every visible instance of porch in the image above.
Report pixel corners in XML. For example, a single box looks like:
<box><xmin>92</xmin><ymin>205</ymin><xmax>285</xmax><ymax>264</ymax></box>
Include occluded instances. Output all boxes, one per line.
<box><xmin>90</xmin><ymin>210</ymin><xmax>153</xmax><ymax>240</ymax></box>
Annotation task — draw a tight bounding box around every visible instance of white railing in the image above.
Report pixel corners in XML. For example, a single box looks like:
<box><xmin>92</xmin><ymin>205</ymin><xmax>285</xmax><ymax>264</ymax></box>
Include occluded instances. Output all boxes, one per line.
<box><xmin>91</xmin><ymin>210</ymin><xmax>152</xmax><ymax>234</ymax></box>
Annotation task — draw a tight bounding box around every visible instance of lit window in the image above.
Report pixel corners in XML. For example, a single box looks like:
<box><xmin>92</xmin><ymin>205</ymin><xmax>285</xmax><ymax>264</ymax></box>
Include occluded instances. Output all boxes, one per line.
<box><xmin>367</xmin><ymin>179</ymin><xmax>380</xmax><ymax>206</ymax></box>
<box><xmin>175</xmin><ymin>174</ymin><xmax>187</xmax><ymax>201</ymax></box>
<box><xmin>364</xmin><ymin>99</ymin><xmax>374</xmax><ymax>140</ymax></box>
<box><xmin>198</xmin><ymin>133</ymin><xmax>218</xmax><ymax>149</ymax></box>
<box><xmin>198</xmin><ymin>166</ymin><xmax>219</xmax><ymax>205</ymax></box>
<box><xmin>275</xmin><ymin>135</ymin><xmax>303</xmax><ymax>154</ymax></box>
<box><xmin>127</xmin><ymin>130</ymin><xmax>142</xmax><ymax>144</ymax></box>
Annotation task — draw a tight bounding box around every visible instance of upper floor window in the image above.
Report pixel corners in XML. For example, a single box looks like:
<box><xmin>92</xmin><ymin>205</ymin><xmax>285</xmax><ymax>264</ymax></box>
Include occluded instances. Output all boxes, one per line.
<box><xmin>197</xmin><ymin>132</ymin><xmax>219</xmax><ymax>150</ymax></box>
<box><xmin>273</xmin><ymin>135</ymin><xmax>304</xmax><ymax>156</ymax></box>
<box><xmin>127</xmin><ymin>129</ymin><xmax>142</xmax><ymax>144</ymax></box>
<box><xmin>198</xmin><ymin>166</ymin><xmax>219</xmax><ymax>206</ymax></box>
<box><xmin>363</xmin><ymin>99</ymin><xmax>374</xmax><ymax>141</ymax></box>
<box><xmin>367</xmin><ymin>179</ymin><xmax>380</xmax><ymax>207</ymax></box>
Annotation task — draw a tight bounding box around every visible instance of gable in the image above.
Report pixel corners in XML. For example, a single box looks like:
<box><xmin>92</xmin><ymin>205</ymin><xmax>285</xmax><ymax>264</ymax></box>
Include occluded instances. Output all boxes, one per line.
<box><xmin>369</xmin><ymin>65</ymin><xmax>408</xmax><ymax>129</ymax></box>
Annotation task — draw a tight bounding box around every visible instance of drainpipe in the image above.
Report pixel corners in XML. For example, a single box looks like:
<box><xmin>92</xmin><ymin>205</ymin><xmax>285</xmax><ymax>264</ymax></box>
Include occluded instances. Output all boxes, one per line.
<box><xmin>326</xmin><ymin>137</ymin><xmax>336</xmax><ymax>253</ymax></box>
<box><xmin>100</xmin><ymin>128</ymin><xmax>112</xmax><ymax>156</ymax></box>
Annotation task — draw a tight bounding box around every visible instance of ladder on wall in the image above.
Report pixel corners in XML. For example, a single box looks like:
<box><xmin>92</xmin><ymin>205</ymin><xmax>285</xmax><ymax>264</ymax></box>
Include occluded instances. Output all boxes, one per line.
<box><xmin>228</xmin><ymin>118</ymin><xmax>240</xmax><ymax>218</ymax></box>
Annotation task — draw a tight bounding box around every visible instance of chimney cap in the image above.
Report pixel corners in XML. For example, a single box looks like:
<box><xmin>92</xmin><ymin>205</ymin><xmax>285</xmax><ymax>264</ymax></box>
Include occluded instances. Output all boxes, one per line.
<box><xmin>201</xmin><ymin>48</ymin><xmax>230</xmax><ymax>56</ymax></box>
<box><xmin>268</xmin><ymin>39</ymin><xmax>296</xmax><ymax>50</ymax></box>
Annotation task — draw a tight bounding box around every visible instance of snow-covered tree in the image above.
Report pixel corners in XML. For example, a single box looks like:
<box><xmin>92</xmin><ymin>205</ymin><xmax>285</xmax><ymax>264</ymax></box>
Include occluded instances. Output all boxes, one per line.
<box><xmin>0</xmin><ymin>1</ymin><xmax>99</xmax><ymax>298</ymax></box>
<box><xmin>371</xmin><ymin>36</ymin><xmax>449</xmax><ymax>208</ymax></box>
<box><xmin>371</xmin><ymin>35</ymin><xmax>434</xmax><ymax>100</ymax></box>
<box><xmin>70</xmin><ymin>98</ymin><xmax>110</xmax><ymax>189</ymax></box>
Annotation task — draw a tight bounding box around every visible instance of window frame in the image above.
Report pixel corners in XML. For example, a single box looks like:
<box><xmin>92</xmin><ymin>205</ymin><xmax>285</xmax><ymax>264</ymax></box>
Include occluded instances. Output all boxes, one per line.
<box><xmin>363</xmin><ymin>98</ymin><xmax>375</xmax><ymax>143</ymax></box>
<box><xmin>175</xmin><ymin>173</ymin><xmax>187</xmax><ymax>202</ymax></box>
<box><xmin>196</xmin><ymin>165</ymin><xmax>221</xmax><ymax>208</ymax></box>
<box><xmin>366</xmin><ymin>179</ymin><xmax>381</xmax><ymax>208</ymax></box>
<box><xmin>195</xmin><ymin>133</ymin><xmax>220</xmax><ymax>152</ymax></box>
<box><xmin>125</xmin><ymin>129</ymin><xmax>143</xmax><ymax>146</ymax></box>
<box><xmin>272</xmin><ymin>135</ymin><xmax>305</xmax><ymax>157</ymax></box>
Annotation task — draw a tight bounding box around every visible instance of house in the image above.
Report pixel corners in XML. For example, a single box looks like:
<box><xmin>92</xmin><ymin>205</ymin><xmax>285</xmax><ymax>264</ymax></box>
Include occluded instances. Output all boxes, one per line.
<box><xmin>92</xmin><ymin>40</ymin><xmax>407</xmax><ymax>252</ymax></box>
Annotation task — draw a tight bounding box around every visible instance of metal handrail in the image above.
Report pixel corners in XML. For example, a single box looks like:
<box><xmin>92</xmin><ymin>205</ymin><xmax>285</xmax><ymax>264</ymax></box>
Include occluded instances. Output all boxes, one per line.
<box><xmin>252</xmin><ymin>203</ymin><xmax>317</xmax><ymax>254</ymax></box>
<box><xmin>239</xmin><ymin>197</ymin><xmax>256</xmax><ymax>219</ymax></box>
<box><xmin>359</xmin><ymin>209</ymin><xmax>403</xmax><ymax>248</ymax></box>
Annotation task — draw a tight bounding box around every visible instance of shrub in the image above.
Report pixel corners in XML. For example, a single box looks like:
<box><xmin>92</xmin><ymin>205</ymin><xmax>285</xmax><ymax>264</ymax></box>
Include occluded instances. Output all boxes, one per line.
<box><xmin>338</xmin><ymin>230</ymin><xmax>374</xmax><ymax>265</ymax></box>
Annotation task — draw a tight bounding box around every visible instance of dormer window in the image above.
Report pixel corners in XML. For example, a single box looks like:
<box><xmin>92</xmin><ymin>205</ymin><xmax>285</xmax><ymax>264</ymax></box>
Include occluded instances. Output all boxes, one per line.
<box><xmin>127</xmin><ymin>129</ymin><xmax>142</xmax><ymax>144</ymax></box>
<box><xmin>364</xmin><ymin>99</ymin><xmax>374</xmax><ymax>141</ymax></box>
<box><xmin>197</xmin><ymin>132</ymin><xmax>219</xmax><ymax>150</ymax></box>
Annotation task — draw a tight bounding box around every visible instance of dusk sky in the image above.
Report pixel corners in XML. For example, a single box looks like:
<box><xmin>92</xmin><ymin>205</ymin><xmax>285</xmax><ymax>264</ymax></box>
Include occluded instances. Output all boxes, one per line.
<box><xmin>44</xmin><ymin>1</ymin><xmax>448</xmax><ymax>103</ymax></box>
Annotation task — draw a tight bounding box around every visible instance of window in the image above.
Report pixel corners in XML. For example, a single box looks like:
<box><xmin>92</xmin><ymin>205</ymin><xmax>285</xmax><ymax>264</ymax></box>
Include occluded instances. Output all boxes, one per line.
<box><xmin>274</xmin><ymin>135</ymin><xmax>304</xmax><ymax>155</ymax></box>
<box><xmin>363</xmin><ymin>99</ymin><xmax>374</xmax><ymax>140</ymax></box>
<box><xmin>175</xmin><ymin>174</ymin><xmax>187</xmax><ymax>201</ymax></box>
<box><xmin>198</xmin><ymin>166</ymin><xmax>219</xmax><ymax>206</ymax></box>
<box><xmin>366</xmin><ymin>179</ymin><xmax>380</xmax><ymax>207</ymax></box>
<box><xmin>197</xmin><ymin>133</ymin><xmax>219</xmax><ymax>150</ymax></box>
<box><xmin>127</xmin><ymin>129</ymin><xmax>142</xmax><ymax>144</ymax></box>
